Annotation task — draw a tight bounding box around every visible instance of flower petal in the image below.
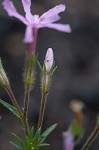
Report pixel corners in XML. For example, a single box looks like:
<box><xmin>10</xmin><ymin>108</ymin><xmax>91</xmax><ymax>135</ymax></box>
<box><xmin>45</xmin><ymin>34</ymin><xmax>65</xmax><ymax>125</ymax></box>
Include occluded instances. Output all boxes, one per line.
<box><xmin>24</xmin><ymin>26</ymin><xmax>33</xmax><ymax>43</ymax></box>
<box><xmin>2</xmin><ymin>0</ymin><xmax>27</xmax><ymax>24</ymax></box>
<box><xmin>22</xmin><ymin>0</ymin><xmax>33</xmax><ymax>22</ymax></box>
<box><xmin>39</xmin><ymin>23</ymin><xmax>71</xmax><ymax>33</ymax></box>
<box><xmin>40</xmin><ymin>4</ymin><xmax>66</xmax><ymax>24</ymax></box>
<box><xmin>63</xmin><ymin>132</ymin><xmax>74</xmax><ymax>150</ymax></box>
<box><xmin>44</xmin><ymin>48</ymin><xmax>54</xmax><ymax>72</ymax></box>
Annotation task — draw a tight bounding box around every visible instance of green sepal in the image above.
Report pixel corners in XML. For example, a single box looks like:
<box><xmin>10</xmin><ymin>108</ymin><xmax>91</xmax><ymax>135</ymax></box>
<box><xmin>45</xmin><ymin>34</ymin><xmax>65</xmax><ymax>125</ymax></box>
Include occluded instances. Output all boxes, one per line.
<box><xmin>40</xmin><ymin>63</ymin><xmax>46</xmax><ymax>92</ymax></box>
<box><xmin>43</xmin><ymin>63</ymin><xmax>47</xmax><ymax>76</ymax></box>
<box><xmin>0</xmin><ymin>59</ymin><xmax>6</xmax><ymax>74</ymax></box>
<box><xmin>37</xmin><ymin>61</ymin><xmax>43</xmax><ymax>72</ymax></box>
<box><xmin>50</xmin><ymin>63</ymin><xmax>57</xmax><ymax>76</ymax></box>
<box><xmin>24</xmin><ymin>54</ymin><xmax>37</xmax><ymax>88</ymax></box>
<box><xmin>0</xmin><ymin>99</ymin><xmax>20</xmax><ymax>118</ymax></box>
<box><xmin>37</xmin><ymin>61</ymin><xmax>43</xmax><ymax>89</ymax></box>
<box><xmin>0</xmin><ymin>59</ymin><xmax>9</xmax><ymax>86</ymax></box>
<box><xmin>39</xmin><ymin>123</ymin><xmax>57</xmax><ymax>144</ymax></box>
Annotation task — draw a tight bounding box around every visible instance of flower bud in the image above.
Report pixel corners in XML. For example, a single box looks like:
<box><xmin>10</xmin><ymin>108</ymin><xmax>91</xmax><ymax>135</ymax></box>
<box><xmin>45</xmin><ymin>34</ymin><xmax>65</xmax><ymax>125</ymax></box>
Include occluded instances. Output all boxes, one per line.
<box><xmin>41</xmin><ymin>48</ymin><xmax>54</xmax><ymax>94</ymax></box>
<box><xmin>44</xmin><ymin>48</ymin><xmax>54</xmax><ymax>72</ymax></box>
<box><xmin>39</xmin><ymin>48</ymin><xmax>56</xmax><ymax>95</ymax></box>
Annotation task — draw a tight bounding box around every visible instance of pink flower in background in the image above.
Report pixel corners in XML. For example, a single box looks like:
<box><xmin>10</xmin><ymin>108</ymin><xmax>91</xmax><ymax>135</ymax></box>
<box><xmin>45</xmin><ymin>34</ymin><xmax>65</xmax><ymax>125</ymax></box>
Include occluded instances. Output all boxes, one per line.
<box><xmin>63</xmin><ymin>132</ymin><xmax>74</xmax><ymax>150</ymax></box>
<box><xmin>44</xmin><ymin>48</ymin><xmax>54</xmax><ymax>72</ymax></box>
<box><xmin>3</xmin><ymin>0</ymin><xmax>71</xmax><ymax>43</ymax></box>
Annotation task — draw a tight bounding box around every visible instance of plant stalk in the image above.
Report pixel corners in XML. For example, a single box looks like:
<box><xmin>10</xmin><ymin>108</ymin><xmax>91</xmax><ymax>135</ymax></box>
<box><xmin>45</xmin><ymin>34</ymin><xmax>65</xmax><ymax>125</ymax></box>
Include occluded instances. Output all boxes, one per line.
<box><xmin>5</xmin><ymin>85</ymin><xmax>22</xmax><ymax>117</ymax></box>
<box><xmin>37</xmin><ymin>92</ymin><xmax>47</xmax><ymax>130</ymax></box>
<box><xmin>81</xmin><ymin>123</ymin><xmax>99</xmax><ymax>150</ymax></box>
<box><xmin>23</xmin><ymin>86</ymin><xmax>31</xmax><ymax>135</ymax></box>
<box><xmin>5</xmin><ymin>85</ymin><xmax>30</xmax><ymax>136</ymax></box>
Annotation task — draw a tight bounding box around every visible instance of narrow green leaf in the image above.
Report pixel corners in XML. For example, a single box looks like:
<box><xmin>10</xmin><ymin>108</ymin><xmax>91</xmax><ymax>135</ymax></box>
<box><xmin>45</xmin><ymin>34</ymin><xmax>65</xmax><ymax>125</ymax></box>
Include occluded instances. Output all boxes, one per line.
<box><xmin>38</xmin><ymin>143</ymin><xmax>49</xmax><ymax>148</ymax></box>
<box><xmin>25</xmin><ymin>137</ymin><xmax>30</xmax><ymax>148</ymax></box>
<box><xmin>0</xmin><ymin>99</ymin><xmax>20</xmax><ymax>118</ymax></box>
<box><xmin>12</xmin><ymin>133</ymin><xmax>25</xmax><ymax>149</ymax></box>
<box><xmin>32</xmin><ymin>128</ymin><xmax>41</xmax><ymax>147</ymax></box>
<box><xmin>25</xmin><ymin>127</ymin><xmax>34</xmax><ymax>146</ymax></box>
<box><xmin>10</xmin><ymin>141</ymin><xmax>23</xmax><ymax>150</ymax></box>
<box><xmin>39</xmin><ymin>124</ymin><xmax>57</xmax><ymax>143</ymax></box>
<box><xmin>29</xmin><ymin>127</ymin><xmax>34</xmax><ymax>141</ymax></box>
<box><xmin>25</xmin><ymin>142</ymin><xmax>33</xmax><ymax>150</ymax></box>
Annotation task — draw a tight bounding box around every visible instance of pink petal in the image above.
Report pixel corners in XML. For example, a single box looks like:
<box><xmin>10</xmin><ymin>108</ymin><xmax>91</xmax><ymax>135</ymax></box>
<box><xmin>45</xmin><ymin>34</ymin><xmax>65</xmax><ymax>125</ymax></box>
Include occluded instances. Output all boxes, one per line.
<box><xmin>63</xmin><ymin>132</ymin><xmax>74</xmax><ymax>150</ymax></box>
<box><xmin>44</xmin><ymin>48</ymin><xmax>54</xmax><ymax>72</ymax></box>
<box><xmin>22</xmin><ymin>0</ymin><xmax>34</xmax><ymax>23</ymax></box>
<box><xmin>2</xmin><ymin>0</ymin><xmax>28</xmax><ymax>25</ymax></box>
<box><xmin>40</xmin><ymin>4</ymin><xmax>66</xmax><ymax>24</ymax></box>
<box><xmin>24</xmin><ymin>26</ymin><xmax>33</xmax><ymax>43</ymax></box>
<box><xmin>40</xmin><ymin>23</ymin><xmax>71</xmax><ymax>33</ymax></box>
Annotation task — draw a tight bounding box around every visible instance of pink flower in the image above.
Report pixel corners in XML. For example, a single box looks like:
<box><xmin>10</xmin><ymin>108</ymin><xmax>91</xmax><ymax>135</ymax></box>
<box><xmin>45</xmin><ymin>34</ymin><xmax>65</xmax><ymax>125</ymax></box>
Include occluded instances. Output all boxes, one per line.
<box><xmin>44</xmin><ymin>48</ymin><xmax>54</xmax><ymax>72</ymax></box>
<box><xmin>3</xmin><ymin>0</ymin><xmax>71</xmax><ymax>43</ymax></box>
<box><xmin>63</xmin><ymin>132</ymin><xmax>74</xmax><ymax>150</ymax></box>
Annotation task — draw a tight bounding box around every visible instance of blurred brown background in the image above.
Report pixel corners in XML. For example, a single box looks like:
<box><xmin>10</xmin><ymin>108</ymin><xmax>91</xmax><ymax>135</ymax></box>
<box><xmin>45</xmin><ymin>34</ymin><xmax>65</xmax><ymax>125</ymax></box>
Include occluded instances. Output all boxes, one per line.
<box><xmin>0</xmin><ymin>0</ymin><xmax>99</xmax><ymax>149</ymax></box>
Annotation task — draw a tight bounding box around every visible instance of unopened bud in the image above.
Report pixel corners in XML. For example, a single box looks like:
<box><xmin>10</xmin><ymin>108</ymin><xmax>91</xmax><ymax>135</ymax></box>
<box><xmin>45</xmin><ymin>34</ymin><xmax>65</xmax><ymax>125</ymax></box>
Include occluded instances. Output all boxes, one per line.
<box><xmin>41</xmin><ymin>48</ymin><xmax>54</xmax><ymax>94</ymax></box>
<box><xmin>44</xmin><ymin>48</ymin><xmax>54</xmax><ymax>72</ymax></box>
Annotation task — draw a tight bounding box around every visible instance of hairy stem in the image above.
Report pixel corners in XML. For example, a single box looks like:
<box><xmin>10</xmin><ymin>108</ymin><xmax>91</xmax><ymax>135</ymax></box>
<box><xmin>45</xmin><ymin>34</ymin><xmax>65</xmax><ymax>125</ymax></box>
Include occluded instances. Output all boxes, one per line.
<box><xmin>5</xmin><ymin>85</ymin><xmax>29</xmax><ymax>136</ymax></box>
<box><xmin>37</xmin><ymin>93</ymin><xmax>47</xmax><ymax>130</ymax></box>
<box><xmin>81</xmin><ymin>123</ymin><xmax>99</xmax><ymax>150</ymax></box>
<box><xmin>5</xmin><ymin>85</ymin><xmax>22</xmax><ymax>117</ymax></box>
<box><xmin>23</xmin><ymin>87</ymin><xmax>31</xmax><ymax>135</ymax></box>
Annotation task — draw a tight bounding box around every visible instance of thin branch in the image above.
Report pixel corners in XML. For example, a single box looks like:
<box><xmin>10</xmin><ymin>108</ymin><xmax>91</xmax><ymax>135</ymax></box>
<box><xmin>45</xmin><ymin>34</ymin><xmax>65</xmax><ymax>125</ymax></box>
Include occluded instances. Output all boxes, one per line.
<box><xmin>23</xmin><ymin>87</ymin><xmax>31</xmax><ymax>135</ymax></box>
<box><xmin>5</xmin><ymin>85</ymin><xmax>22</xmax><ymax>117</ymax></box>
<box><xmin>37</xmin><ymin>93</ymin><xmax>47</xmax><ymax>130</ymax></box>
<box><xmin>81</xmin><ymin>123</ymin><xmax>99</xmax><ymax>150</ymax></box>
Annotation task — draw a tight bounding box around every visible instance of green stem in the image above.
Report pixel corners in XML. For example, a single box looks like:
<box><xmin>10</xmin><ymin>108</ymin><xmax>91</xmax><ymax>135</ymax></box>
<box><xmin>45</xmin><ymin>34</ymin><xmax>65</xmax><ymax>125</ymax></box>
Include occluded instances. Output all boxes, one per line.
<box><xmin>37</xmin><ymin>92</ymin><xmax>47</xmax><ymax>130</ymax></box>
<box><xmin>21</xmin><ymin>118</ymin><xmax>29</xmax><ymax>137</ymax></box>
<box><xmin>81</xmin><ymin>123</ymin><xmax>99</xmax><ymax>150</ymax></box>
<box><xmin>23</xmin><ymin>87</ymin><xmax>30</xmax><ymax>135</ymax></box>
<box><xmin>5</xmin><ymin>85</ymin><xmax>22</xmax><ymax>117</ymax></box>
<box><xmin>5</xmin><ymin>85</ymin><xmax>30</xmax><ymax>136</ymax></box>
